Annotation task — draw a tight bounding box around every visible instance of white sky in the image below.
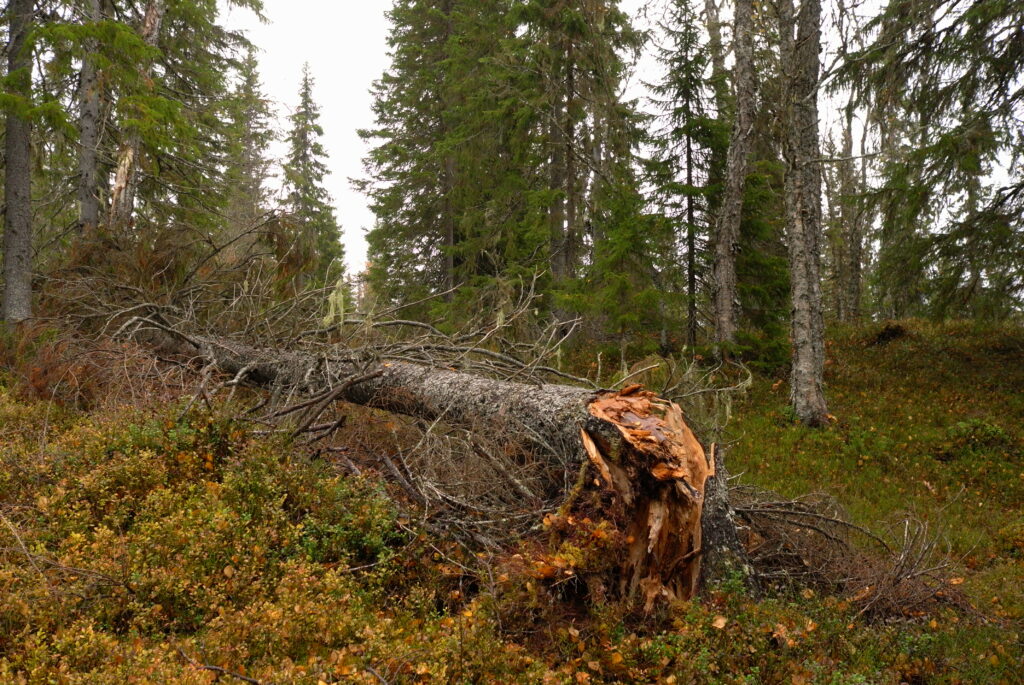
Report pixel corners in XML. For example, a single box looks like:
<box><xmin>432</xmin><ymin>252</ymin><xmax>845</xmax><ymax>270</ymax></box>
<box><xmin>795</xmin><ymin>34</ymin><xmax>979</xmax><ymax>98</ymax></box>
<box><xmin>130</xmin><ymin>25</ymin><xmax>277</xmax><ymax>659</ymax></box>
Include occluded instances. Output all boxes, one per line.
<box><xmin>222</xmin><ymin>0</ymin><xmax>648</xmax><ymax>276</ymax></box>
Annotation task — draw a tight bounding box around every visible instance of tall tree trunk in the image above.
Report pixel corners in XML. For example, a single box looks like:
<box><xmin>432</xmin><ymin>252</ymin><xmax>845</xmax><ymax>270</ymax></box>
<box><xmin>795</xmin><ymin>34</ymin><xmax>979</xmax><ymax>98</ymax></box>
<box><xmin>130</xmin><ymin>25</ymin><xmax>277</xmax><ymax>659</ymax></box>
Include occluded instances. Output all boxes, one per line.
<box><xmin>563</xmin><ymin>44</ymin><xmax>578</xmax><ymax>281</ymax></box>
<box><xmin>3</xmin><ymin>0</ymin><xmax>34</xmax><ymax>324</ymax></box>
<box><xmin>835</xmin><ymin>100</ymin><xmax>861</xmax><ymax>322</ymax></box>
<box><xmin>442</xmin><ymin>153</ymin><xmax>457</xmax><ymax>294</ymax></box>
<box><xmin>585</xmin><ymin>109</ymin><xmax>604</xmax><ymax>256</ymax></box>
<box><xmin>711</xmin><ymin>0</ymin><xmax>755</xmax><ymax>346</ymax></box>
<box><xmin>702</xmin><ymin>0</ymin><xmax>729</xmax><ymax>114</ymax></box>
<box><xmin>686</xmin><ymin>133</ymin><xmax>698</xmax><ymax>348</ymax></box>
<box><xmin>822</xmin><ymin>150</ymin><xmax>845</xmax><ymax>319</ymax></box>
<box><xmin>844</xmin><ymin>106</ymin><xmax>868</xmax><ymax>320</ymax></box>
<box><xmin>780</xmin><ymin>0</ymin><xmax>829</xmax><ymax>426</ymax></box>
<box><xmin>548</xmin><ymin>93</ymin><xmax>567</xmax><ymax>283</ymax></box>
<box><xmin>77</xmin><ymin>0</ymin><xmax>104</xmax><ymax>237</ymax></box>
<box><xmin>440</xmin><ymin>0</ymin><xmax>456</xmax><ymax>297</ymax></box>
<box><xmin>107</xmin><ymin>0</ymin><xmax>166</xmax><ymax>232</ymax></box>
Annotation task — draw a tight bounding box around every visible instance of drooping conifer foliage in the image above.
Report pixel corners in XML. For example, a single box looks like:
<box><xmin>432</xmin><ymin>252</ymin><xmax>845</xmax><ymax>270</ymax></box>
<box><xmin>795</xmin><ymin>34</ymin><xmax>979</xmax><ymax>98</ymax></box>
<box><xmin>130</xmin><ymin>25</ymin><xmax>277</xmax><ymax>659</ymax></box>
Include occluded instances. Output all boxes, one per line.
<box><xmin>840</xmin><ymin>0</ymin><xmax>1024</xmax><ymax>320</ymax></box>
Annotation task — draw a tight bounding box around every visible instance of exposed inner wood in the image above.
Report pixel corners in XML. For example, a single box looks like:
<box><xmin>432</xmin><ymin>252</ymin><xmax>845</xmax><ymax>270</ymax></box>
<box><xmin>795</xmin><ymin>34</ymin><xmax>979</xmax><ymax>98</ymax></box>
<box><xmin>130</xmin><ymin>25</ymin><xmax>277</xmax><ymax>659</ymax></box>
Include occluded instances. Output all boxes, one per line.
<box><xmin>583</xmin><ymin>387</ymin><xmax>712</xmax><ymax>610</ymax></box>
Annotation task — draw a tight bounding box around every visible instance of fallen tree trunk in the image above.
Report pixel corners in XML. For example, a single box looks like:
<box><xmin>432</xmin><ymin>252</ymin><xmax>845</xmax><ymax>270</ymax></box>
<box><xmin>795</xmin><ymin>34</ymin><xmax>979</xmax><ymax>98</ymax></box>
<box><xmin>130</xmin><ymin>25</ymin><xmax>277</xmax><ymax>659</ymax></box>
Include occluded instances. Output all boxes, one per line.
<box><xmin>149</xmin><ymin>330</ymin><xmax>748</xmax><ymax>608</ymax></box>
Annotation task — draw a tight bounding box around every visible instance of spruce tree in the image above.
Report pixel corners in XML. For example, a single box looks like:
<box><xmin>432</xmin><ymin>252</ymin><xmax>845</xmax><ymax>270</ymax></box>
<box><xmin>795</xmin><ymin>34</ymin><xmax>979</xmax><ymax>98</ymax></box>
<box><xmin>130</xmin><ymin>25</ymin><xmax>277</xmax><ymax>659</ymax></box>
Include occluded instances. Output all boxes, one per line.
<box><xmin>360</xmin><ymin>0</ymin><xmax>462</xmax><ymax>309</ymax></box>
<box><xmin>516</xmin><ymin>0</ymin><xmax>645</xmax><ymax>312</ymax></box>
<box><xmin>281</xmin><ymin>64</ymin><xmax>343</xmax><ymax>290</ymax></box>
<box><xmin>360</xmin><ymin>0</ymin><xmax>552</xmax><ymax>319</ymax></box>
<box><xmin>362</xmin><ymin>0</ymin><xmax>646</xmax><ymax>331</ymax></box>
<box><xmin>222</xmin><ymin>47</ymin><xmax>275</xmax><ymax>249</ymax></box>
<box><xmin>647</xmin><ymin>0</ymin><xmax>728</xmax><ymax>348</ymax></box>
<box><xmin>842</xmin><ymin>0</ymin><xmax>1024</xmax><ymax>317</ymax></box>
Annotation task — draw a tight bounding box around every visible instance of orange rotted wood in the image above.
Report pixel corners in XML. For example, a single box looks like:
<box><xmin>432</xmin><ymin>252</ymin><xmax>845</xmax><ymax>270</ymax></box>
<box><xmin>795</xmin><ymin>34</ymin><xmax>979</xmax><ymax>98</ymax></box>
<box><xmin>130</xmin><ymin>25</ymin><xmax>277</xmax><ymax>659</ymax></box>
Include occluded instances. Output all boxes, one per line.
<box><xmin>584</xmin><ymin>385</ymin><xmax>714</xmax><ymax>611</ymax></box>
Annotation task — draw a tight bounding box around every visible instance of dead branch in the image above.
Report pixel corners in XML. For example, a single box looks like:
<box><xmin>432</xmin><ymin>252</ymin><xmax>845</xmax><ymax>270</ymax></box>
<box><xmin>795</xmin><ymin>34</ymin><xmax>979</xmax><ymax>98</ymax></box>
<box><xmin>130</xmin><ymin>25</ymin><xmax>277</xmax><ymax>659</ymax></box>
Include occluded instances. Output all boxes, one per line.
<box><xmin>176</xmin><ymin>647</ymin><xmax>270</xmax><ymax>685</ymax></box>
<box><xmin>733</xmin><ymin>486</ymin><xmax>964</xmax><ymax>618</ymax></box>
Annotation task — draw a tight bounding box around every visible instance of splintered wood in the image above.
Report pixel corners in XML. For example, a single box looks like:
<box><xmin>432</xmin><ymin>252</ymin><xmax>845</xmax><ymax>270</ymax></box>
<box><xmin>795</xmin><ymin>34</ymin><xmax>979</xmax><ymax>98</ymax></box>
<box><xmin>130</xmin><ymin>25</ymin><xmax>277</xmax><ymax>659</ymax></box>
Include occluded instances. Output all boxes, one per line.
<box><xmin>583</xmin><ymin>385</ymin><xmax>713</xmax><ymax>611</ymax></box>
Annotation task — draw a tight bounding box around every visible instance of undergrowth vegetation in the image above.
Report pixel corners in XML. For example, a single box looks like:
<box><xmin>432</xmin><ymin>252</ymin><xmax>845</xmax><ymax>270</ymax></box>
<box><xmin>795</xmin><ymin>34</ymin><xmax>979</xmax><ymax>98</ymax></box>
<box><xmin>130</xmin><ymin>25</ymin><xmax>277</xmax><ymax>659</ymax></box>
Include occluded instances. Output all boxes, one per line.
<box><xmin>0</xmin><ymin>320</ymin><xmax>1021</xmax><ymax>683</ymax></box>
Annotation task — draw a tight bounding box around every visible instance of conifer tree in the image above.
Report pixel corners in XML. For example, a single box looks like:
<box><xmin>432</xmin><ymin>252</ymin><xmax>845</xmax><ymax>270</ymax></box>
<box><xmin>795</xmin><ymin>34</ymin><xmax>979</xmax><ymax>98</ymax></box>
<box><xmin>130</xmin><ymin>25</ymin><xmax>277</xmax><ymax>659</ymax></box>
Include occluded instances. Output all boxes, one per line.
<box><xmin>281</xmin><ymin>64</ymin><xmax>343</xmax><ymax>289</ymax></box>
<box><xmin>647</xmin><ymin>0</ymin><xmax>727</xmax><ymax>348</ymax></box>
<box><xmin>843</xmin><ymin>0</ymin><xmax>1024</xmax><ymax>317</ymax></box>
<box><xmin>361</xmin><ymin>0</ymin><xmax>551</xmax><ymax>317</ymax></box>
<box><xmin>362</xmin><ymin>0</ymin><xmax>646</xmax><ymax>329</ymax></box>
<box><xmin>360</xmin><ymin>0</ymin><xmax>459</xmax><ymax>308</ymax></box>
<box><xmin>81</xmin><ymin>0</ymin><xmax>264</xmax><ymax>255</ymax></box>
<box><xmin>107</xmin><ymin>0</ymin><xmax>166</xmax><ymax>232</ymax></box>
<box><xmin>517</xmin><ymin>0</ymin><xmax>644</xmax><ymax>310</ymax></box>
<box><xmin>222</xmin><ymin>47</ymin><xmax>275</xmax><ymax>247</ymax></box>
<box><xmin>128</xmin><ymin>0</ymin><xmax>264</xmax><ymax>242</ymax></box>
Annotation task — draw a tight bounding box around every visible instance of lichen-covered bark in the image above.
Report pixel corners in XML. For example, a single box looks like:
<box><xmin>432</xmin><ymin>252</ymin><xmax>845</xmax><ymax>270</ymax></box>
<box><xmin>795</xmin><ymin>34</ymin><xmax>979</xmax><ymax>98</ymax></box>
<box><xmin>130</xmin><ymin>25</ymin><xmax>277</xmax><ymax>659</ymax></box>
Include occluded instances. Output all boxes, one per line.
<box><xmin>712</xmin><ymin>0</ymin><xmax>755</xmax><ymax>345</ymax></box>
<box><xmin>3</xmin><ymin>0</ymin><xmax>34</xmax><ymax>324</ymax></box>
<box><xmin>700</xmin><ymin>445</ymin><xmax>755</xmax><ymax>591</ymax></box>
<box><xmin>780</xmin><ymin>0</ymin><xmax>829</xmax><ymax>426</ymax></box>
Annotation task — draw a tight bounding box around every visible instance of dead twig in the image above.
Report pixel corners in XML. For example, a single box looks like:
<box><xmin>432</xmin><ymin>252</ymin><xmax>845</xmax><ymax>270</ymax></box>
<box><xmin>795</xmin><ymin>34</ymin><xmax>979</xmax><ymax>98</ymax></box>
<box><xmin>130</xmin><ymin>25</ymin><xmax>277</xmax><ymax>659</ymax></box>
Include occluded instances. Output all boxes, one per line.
<box><xmin>176</xmin><ymin>647</ymin><xmax>270</xmax><ymax>685</ymax></box>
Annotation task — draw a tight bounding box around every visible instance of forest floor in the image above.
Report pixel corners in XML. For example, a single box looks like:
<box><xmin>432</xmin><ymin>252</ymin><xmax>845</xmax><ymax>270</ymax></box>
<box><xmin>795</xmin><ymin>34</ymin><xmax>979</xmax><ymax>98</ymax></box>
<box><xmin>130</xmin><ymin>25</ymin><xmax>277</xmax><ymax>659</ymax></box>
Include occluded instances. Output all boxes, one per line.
<box><xmin>0</xmin><ymin>320</ymin><xmax>1021</xmax><ymax>683</ymax></box>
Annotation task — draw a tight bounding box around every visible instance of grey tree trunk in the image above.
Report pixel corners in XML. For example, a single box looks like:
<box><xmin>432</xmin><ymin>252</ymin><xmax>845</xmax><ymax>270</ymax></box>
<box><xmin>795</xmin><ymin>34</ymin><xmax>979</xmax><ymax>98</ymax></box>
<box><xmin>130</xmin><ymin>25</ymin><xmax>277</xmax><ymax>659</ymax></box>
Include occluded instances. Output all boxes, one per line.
<box><xmin>548</xmin><ymin>93</ymin><xmax>568</xmax><ymax>283</ymax></box>
<box><xmin>700</xmin><ymin>445</ymin><xmax>753</xmax><ymax>591</ymax></box>
<box><xmin>780</xmin><ymin>0</ymin><xmax>829</xmax><ymax>426</ymax></box>
<box><xmin>843</xmin><ymin>105</ymin><xmax>868</xmax><ymax>321</ymax></box>
<box><xmin>827</xmin><ymin>99</ymin><xmax>864</xmax><ymax>323</ymax></box>
<box><xmin>440</xmin><ymin>0</ymin><xmax>456</xmax><ymax>297</ymax></box>
<box><xmin>442</xmin><ymin>150</ymin><xmax>457</xmax><ymax>295</ymax></box>
<box><xmin>686</xmin><ymin>133</ymin><xmax>698</xmax><ymax>348</ymax></box>
<box><xmin>711</xmin><ymin>0</ymin><xmax>755</xmax><ymax>346</ymax></box>
<box><xmin>563</xmin><ymin>46</ymin><xmax>578</xmax><ymax>281</ymax></box>
<box><xmin>77</xmin><ymin>0</ymin><xmax>104</xmax><ymax>236</ymax></box>
<box><xmin>822</xmin><ymin>144</ymin><xmax>844</xmax><ymax>318</ymax></box>
<box><xmin>702</xmin><ymin>0</ymin><xmax>729</xmax><ymax>114</ymax></box>
<box><xmin>3</xmin><ymin>0</ymin><xmax>34</xmax><ymax>325</ymax></box>
<box><xmin>107</xmin><ymin>0</ymin><xmax>166</xmax><ymax>232</ymax></box>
